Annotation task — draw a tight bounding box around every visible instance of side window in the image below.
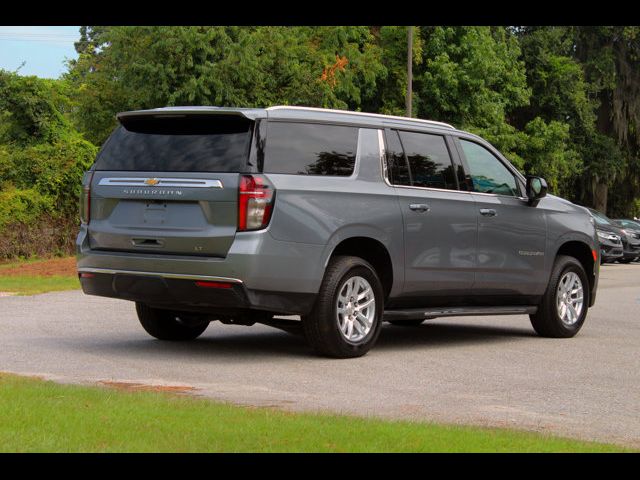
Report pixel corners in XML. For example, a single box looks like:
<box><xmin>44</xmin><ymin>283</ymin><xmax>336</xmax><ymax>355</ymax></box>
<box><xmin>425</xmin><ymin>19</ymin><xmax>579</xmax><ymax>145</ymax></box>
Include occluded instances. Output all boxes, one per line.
<box><xmin>264</xmin><ymin>122</ymin><xmax>357</xmax><ymax>176</ymax></box>
<box><xmin>459</xmin><ymin>139</ymin><xmax>519</xmax><ymax>197</ymax></box>
<box><xmin>398</xmin><ymin>131</ymin><xmax>457</xmax><ymax>190</ymax></box>
<box><xmin>385</xmin><ymin>130</ymin><xmax>411</xmax><ymax>186</ymax></box>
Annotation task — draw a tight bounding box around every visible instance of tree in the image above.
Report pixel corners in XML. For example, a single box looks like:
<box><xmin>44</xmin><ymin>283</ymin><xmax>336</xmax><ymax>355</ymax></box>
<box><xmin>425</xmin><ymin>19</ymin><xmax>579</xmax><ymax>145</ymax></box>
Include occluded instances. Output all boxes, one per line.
<box><xmin>66</xmin><ymin>26</ymin><xmax>388</xmax><ymax>145</ymax></box>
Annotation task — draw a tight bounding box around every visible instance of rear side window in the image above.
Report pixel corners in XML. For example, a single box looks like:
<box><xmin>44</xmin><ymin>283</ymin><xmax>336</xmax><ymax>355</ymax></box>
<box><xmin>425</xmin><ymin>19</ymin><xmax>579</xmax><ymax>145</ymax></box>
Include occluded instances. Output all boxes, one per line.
<box><xmin>397</xmin><ymin>131</ymin><xmax>457</xmax><ymax>190</ymax></box>
<box><xmin>264</xmin><ymin>122</ymin><xmax>358</xmax><ymax>176</ymax></box>
<box><xmin>385</xmin><ymin>130</ymin><xmax>411</xmax><ymax>186</ymax></box>
<box><xmin>95</xmin><ymin>115</ymin><xmax>253</xmax><ymax>172</ymax></box>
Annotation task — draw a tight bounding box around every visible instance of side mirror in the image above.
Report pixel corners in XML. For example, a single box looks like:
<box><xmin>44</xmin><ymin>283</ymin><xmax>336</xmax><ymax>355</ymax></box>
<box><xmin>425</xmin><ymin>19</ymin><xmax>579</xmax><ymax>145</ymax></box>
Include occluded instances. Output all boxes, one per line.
<box><xmin>526</xmin><ymin>176</ymin><xmax>547</xmax><ymax>206</ymax></box>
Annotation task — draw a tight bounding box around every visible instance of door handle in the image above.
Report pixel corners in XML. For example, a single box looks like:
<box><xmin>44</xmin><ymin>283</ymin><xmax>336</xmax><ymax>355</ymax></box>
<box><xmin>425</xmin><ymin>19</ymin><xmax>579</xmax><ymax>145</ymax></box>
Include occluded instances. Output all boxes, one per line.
<box><xmin>479</xmin><ymin>208</ymin><xmax>497</xmax><ymax>217</ymax></box>
<box><xmin>409</xmin><ymin>203</ymin><xmax>430</xmax><ymax>212</ymax></box>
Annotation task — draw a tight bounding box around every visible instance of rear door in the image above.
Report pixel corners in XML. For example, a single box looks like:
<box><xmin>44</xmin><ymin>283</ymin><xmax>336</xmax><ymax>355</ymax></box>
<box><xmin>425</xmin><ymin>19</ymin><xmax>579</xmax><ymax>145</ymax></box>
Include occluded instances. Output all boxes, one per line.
<box><xmin>88</xmin><ymin>113</ymin><xmax>254</xmax><ymax>258</ymax></box>
<box><xmin>385</xmin><ymin>128</ymin><xmax>477</xmax><ymax>302</ymax></box>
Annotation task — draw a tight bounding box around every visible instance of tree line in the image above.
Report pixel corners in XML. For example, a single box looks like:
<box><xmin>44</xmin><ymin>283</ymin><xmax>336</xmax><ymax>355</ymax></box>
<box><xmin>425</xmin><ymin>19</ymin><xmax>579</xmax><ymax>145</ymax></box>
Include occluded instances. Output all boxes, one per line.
<box><xmin>1</xmin><ymin>26</ymin><xmax>639</xmax><ymax>258</ymax></box>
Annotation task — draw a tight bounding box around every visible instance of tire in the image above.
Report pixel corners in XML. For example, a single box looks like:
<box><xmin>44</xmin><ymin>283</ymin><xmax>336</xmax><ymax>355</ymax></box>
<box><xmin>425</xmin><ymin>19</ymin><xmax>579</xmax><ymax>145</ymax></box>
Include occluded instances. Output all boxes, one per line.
<box><xmin>302</xmin><ymin>256</ymin><xmax>384</xmax><ymax>358</ymax></box>
<box><xmin>529</xmin><ymin>255</ymin><xmax>590</xmax><ymax>338</ymax></box>
<box><xmin>388</xmin><ymin>319</ymin><xmax>425</xmax><ymax>326</ymax></box>
<box><xmin>135</xmin><ymin>303</ymin><xmax>210</xmax><ymax>341</ymax></box>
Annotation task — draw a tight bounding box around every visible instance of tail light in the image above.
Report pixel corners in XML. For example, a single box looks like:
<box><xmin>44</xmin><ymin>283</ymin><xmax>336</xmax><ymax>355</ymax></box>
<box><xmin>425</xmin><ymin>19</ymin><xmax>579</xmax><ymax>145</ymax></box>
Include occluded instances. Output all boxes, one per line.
<box><xmin>238</xmin><ymin>174</ymin><xmax>275</xmax><ymax>231</ymax></box>
<box><xmin>79</xmin><ymin>171</ymin><xmax>94</xmax><ymax>225</ymax></box>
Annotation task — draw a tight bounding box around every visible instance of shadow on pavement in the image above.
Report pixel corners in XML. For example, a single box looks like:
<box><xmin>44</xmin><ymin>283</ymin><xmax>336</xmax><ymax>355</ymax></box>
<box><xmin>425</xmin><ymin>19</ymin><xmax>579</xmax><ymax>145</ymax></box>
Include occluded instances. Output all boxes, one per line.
<box><xmin>376</xmin><ymin>321</ymin><xmax>536</xmax><ymax>351</ymax></box>
<box><xmin>78</xmin><ymin>319</ymin><xmax>536</xmax><ymax>360</ymax></box>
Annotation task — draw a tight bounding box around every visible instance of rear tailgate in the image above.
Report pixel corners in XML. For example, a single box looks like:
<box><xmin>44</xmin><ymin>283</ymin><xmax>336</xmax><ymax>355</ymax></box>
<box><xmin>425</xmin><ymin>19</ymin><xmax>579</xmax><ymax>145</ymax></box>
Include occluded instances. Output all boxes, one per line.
<box><xmin>87</xmin><ymin>113</ymin><xmax>253</xmax><ymax>258</ymax></box>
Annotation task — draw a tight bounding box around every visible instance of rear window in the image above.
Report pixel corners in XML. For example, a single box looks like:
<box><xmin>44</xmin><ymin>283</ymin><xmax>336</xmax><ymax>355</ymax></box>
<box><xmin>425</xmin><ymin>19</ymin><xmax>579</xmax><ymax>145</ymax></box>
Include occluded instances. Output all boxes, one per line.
<box><xmin>264</xmin><ymin>122</ymin><xmax>358</xmax><ymax>176</ymax></box>
<box><xmin>95</xmin><ymin>115</ymin><xmax>253</xmax><ymax>172</ymax></box>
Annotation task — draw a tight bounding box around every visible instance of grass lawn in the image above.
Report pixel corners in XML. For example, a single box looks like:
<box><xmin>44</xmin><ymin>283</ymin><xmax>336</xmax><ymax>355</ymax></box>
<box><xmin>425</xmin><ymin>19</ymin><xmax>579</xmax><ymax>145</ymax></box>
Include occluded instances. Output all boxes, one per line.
<box><xmin>0</xmin><ymin>257</ymin><xmax>79</xmax><ymax>295</ymax></box>
<box><xmin>0</xmin><ymin>275</ymin><xmax>80</xmax><ymax>295</ymax></box>
<box><xmin>0</xmin><ymin>373</ymin><xmax>631</xmax><ymax>453</ymax></box>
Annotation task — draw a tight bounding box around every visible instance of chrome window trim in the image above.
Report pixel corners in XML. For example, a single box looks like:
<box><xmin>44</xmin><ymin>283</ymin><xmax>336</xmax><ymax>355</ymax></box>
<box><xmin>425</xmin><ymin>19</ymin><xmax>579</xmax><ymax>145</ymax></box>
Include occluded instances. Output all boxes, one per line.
<box><xmin>377</xmin><ymin>129</ymin><xmax>472</xmax><ymax>195</ymax></box>
<box><xmin>98</xmin><ymin>178</ymin><xmax>224</xmax><ymax>188</ymax></box>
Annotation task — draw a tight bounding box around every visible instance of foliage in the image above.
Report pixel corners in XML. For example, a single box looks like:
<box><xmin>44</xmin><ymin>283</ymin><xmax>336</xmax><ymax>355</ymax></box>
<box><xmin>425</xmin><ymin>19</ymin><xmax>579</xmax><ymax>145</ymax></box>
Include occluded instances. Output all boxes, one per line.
<box><xmin>66</xmin><ymin>26</ymin><xmax>388</xmax><ymax>145</ymax></box>
<box><xmin>0</xmin><ymin>187</ymin><xmax>51</xmax><ymax>229</ymax></box>
<box><xmin>0</xmin><ymin>70</ymin><xmax>98</xmax><ymax>258</ymax></box>
<box><xmin>2</xmin><ymin>26</ymin><xmax>640</xmax><ymax>259</ymax></box>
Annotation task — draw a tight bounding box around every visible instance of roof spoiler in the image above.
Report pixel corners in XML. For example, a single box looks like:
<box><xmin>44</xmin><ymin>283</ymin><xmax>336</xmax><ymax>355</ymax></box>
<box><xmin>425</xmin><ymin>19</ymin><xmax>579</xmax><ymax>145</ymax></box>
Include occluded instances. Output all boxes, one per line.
<box><xmin>116</xmin><ymin>107</ymin><xmax>264</xmax><ymax>124</ymax></box>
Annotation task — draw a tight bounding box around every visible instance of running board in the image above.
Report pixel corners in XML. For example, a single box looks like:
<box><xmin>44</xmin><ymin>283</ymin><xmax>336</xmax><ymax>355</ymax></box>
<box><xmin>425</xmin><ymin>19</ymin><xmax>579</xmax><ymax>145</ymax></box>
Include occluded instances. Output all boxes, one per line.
<box><xmin>383</xmin><ymin>306</ymin><xmax>538</xmax><ymax>322</ymax></box>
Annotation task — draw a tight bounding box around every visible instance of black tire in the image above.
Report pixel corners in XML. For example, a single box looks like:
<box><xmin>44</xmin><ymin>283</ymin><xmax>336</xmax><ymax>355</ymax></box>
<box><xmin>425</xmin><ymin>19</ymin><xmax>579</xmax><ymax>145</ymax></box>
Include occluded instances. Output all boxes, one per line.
<box><xmin>135</xmin><ymin>303</ymin><xmax>210</xmax><ymax>341</ymax></box>
<box><xmin>388</xmin><ymin>319</ymin><xmax>425</xmax><ymax>326</ymax></box>
<box><xmin>529</xmin><ymin>255</ymin><xmax>590</xmax><ymax>338</ymax></box>
<box><xmin>302</xmin><ymin>256</ymin><xmax>384</xmax><ymax>358</ymax></box>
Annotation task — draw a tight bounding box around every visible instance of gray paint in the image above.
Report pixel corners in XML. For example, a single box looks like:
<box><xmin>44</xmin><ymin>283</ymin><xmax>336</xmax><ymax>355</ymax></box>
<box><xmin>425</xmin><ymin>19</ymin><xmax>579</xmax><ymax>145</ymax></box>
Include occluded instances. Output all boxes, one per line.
<box><xmin>77</xmin><ymin>106</ymin><xmax>600</xmax><ymax>314</ymax></box>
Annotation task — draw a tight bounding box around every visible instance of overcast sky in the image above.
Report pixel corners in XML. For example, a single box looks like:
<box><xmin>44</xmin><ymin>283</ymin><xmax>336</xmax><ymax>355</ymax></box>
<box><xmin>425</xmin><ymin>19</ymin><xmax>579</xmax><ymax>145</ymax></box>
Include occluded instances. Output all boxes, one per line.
<box><xmin>0</xmin><ymin>26</ymin><xmax>81</xmax><ymax>78</ymax></box>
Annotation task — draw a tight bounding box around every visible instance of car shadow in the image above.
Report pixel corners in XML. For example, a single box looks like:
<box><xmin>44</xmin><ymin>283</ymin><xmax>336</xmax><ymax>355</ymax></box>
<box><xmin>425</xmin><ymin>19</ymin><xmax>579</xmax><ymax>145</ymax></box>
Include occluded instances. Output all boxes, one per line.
<box><xmin>375</xmin><ymin>321</ymin><xmax>536</xmax><ymax>351</ymax></box>
<box><xmin>81</xmin><ymin>319</ymin><xmax>536</xmax><ymax>361</ymax></box>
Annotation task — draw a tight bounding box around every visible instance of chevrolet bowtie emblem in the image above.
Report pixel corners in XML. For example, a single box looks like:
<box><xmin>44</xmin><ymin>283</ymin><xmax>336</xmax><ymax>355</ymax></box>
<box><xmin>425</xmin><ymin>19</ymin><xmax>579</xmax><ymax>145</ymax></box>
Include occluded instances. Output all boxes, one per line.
<box><xmin>144</xmin><ymin>178</ymin><xmax>160</xmax><ymax>186</ymax></box>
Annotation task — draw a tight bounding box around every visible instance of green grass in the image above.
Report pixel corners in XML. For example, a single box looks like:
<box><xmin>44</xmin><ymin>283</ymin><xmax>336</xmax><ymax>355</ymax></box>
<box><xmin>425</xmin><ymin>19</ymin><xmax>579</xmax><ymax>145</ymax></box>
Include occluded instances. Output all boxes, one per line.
<box><xmin>0</xmin><ymin>373</ymin><xmax>631</xmax><ymax>453</ymax></box>
<box><xmin>0</xmin><ymin>275</ymin><xmax>79</xmax><ymax>295</ymax></box>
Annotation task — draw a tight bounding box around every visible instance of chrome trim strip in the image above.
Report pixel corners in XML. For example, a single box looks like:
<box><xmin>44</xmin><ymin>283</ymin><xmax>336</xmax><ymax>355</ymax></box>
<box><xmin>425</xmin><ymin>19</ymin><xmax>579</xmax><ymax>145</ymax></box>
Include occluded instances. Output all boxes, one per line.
<box><xmin>77</xmin><ymin>267</ymin><xmax>243</xmax><ymax>284</ymax></box>
<box><xmin>377</xmin><ymin>129</ymin><xmax>389</xmax><ymax>184</ymax></box>
<box><xmin>267</xmin><ymin>106</ymin><xmax>455</xmax><ymax>130</ymax></box>
<box><xmin>392</xmin><ymin>184</ymin><xmax>472</xmax><ymax>195</ymax></box>
<box><xmin>98</xmin><ymin>178</ymin><xmax>223</xmax><ymax>188</ymax></box>
<box><xmin>384</xmin><ymin>306</ymin><xmax>538</xmax><ymax>320</ymax></box>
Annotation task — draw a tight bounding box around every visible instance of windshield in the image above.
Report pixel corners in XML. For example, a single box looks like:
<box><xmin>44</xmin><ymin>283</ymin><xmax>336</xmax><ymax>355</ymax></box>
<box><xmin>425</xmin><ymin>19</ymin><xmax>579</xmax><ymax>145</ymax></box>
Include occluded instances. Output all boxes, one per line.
<box><xmin>589</xmin><ymin>209</ymin><xmax>613</xmax><ymax>227</ymax></box>
<box><xmin>95</xmin><ymin>115</ymin><xmax>253</xmax><ymax>172</ymax></box>
<box><xmin>616</xmin><ymin>219</ymin><xmax>640</xmax><ymax>229</ymax></box>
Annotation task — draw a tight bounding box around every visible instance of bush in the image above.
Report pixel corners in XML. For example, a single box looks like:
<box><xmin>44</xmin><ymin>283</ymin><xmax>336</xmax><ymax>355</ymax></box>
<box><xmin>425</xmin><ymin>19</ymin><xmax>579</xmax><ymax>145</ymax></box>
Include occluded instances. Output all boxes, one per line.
<box><xmin>0</xmin><ymin>215</ymin><xmax>78</xmax><ymax>259</ymax></box>
<box><xmin>0</xmin><ymin>70</ymin><xmax>98</xmax><ymax>259</ymax></box>
<box><xmin>0</xmin><ymin>187</ymin><xmax>52</xmax><ymax>230</ymax></box>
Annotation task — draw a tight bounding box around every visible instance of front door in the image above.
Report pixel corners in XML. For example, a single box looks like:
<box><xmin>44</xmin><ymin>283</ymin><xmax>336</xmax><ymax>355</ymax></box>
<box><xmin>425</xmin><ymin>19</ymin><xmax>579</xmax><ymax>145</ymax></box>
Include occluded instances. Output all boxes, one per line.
<box><xmin>455</xmin><ymin>138</ymin><xmax>547</xmax><ymax>297</ymax></box>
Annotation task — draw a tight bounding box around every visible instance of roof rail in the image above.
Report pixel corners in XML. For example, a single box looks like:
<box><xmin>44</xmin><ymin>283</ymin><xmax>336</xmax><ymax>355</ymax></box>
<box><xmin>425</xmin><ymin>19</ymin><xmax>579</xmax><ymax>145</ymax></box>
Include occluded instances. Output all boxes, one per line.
<box><xmin>266</xmin><ymin>105</ymin><xmax>455</xmax><ymax>130</ymax></box>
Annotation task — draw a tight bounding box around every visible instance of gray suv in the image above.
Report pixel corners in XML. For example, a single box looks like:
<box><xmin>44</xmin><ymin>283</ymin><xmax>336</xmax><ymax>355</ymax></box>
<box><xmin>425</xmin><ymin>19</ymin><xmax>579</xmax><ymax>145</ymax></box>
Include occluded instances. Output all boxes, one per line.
<box><xmin>77</xmin><ymin>106</ymin><xmax>600</xmax><ymax>358</ymax></box>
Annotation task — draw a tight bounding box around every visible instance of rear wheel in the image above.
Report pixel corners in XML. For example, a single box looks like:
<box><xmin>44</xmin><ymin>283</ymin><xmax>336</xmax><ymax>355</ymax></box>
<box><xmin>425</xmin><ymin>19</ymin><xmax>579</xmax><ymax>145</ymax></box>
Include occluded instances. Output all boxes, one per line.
<box><xmin>529</xmin><ymin>255</ymin><xmax>589</xmax><ymax>338</ymax></box>
<box><xmin>135</xmin><ymin>303</ymin><xmax>210</xmax><ymax>341</ymax></box>
<box><xmin>302</xmin><ymin>256</ymin><xmax>383</xmax><ymax>358</ymax></box>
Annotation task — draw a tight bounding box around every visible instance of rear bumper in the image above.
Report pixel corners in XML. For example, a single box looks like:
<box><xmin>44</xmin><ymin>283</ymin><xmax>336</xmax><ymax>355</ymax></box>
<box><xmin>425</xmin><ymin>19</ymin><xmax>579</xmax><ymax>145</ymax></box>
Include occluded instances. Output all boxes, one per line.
<box><xmin>78</xmin><ymin>269</ymin><xmax>316</xmax><ymax>315</ymax></box>
<box><xmin>76</xmin><ymin>227</ymin><xmax>323</xmax><ymax>315</ymax></box>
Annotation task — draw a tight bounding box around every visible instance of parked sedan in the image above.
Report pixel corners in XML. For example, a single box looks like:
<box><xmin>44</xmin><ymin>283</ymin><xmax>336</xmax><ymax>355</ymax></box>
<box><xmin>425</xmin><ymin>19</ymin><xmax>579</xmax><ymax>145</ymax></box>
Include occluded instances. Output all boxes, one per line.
<box><xmin>587</xmin><ymin>208</ymin><xmax>624</xmax><ymax>264</ymax></box>
<box><xmin>613</xmin><ymin>219</ymin><xmax>640</xmax><ymax>262</ymax></box>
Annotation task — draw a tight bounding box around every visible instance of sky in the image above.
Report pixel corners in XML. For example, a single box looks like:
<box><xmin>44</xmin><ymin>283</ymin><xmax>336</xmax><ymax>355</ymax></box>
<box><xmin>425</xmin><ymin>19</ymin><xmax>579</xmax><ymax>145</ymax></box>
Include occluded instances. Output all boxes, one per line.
<box><xmin>0</xmin><ymin>26</ymin><xmax>81</xmax><ymax>79</ymax></box>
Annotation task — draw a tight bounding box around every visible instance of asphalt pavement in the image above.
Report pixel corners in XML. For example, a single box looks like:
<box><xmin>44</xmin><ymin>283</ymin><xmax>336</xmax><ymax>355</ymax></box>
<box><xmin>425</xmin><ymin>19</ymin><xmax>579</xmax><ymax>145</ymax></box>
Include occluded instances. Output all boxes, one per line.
<box><xmin>1</xmin><ymin>263</ymin><xmax>639</xmax><ymax>448</ymax></box>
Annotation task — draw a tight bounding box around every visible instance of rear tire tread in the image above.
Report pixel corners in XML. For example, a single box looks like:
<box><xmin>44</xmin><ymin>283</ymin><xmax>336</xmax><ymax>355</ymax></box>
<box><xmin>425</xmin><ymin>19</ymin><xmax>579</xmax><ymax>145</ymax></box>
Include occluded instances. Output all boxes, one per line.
<box><xmin>302</xmin><ymin>256</ymin><xmax>383</xmax><ymax>358</ymax></box>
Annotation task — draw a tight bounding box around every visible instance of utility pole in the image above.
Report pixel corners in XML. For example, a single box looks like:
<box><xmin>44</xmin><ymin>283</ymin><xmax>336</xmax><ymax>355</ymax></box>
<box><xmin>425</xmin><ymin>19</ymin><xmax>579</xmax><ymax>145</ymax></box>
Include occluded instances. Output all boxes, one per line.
<box><xmin>406</xmin><ymin>26</ymin><xmax>413</xmax><ymax>118</ymax></box>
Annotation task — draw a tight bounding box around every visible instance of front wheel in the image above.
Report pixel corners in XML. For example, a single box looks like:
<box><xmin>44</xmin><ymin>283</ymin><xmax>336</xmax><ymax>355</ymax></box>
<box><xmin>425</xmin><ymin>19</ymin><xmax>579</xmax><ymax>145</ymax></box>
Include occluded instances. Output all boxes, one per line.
<box><xmin>529</xmin><ymin>255</ymin><xmax>589</xmax><ymax>338</ymax></box>
<box><xmin>136</xmin><ymin>303</ymin><xmax>210</xmax><ymax>341</ymax></box>
<box><xmin>302</xmin><ymin>256</ymin><xmax>384</xmax><ymax>358</ymax></box>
